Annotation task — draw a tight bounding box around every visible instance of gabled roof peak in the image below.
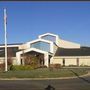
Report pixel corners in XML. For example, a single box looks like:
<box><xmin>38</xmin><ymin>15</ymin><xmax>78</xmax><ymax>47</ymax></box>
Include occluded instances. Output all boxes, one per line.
<box><xmin>38</xmin><ymin>32</ymin><xmax>59</xmax><ymax>39</ymax></box>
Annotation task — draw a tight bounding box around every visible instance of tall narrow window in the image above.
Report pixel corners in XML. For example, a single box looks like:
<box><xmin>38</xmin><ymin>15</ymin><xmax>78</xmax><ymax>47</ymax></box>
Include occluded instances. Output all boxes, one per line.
<box><xmin>77</xmin><ymin>58</ymin><xmax>79</xmax><ymax>66</ymax></box>
<box><xmin>63</xmin><ymin>58</ymin><xmax>65</xmax><ymax>66</ymax></box>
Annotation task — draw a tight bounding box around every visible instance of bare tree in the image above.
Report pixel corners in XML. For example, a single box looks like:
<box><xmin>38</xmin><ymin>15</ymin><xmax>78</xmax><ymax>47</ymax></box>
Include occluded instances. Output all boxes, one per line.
<box><xmin>24</xmin><ymin>54</ymin><xmax>38</xmax><ymax>68</ymax></box>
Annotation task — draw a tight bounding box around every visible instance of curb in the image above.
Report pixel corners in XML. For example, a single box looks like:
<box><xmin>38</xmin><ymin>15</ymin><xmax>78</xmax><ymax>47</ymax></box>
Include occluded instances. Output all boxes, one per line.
<box><xmin>0</xmin><ymin>77</ymin><xmax>78</xmax><ymax>80</ymax></box>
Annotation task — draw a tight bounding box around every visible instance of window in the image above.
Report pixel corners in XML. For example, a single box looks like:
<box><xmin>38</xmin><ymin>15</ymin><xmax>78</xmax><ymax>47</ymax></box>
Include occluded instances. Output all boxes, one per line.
<box><xmin>41</xmin><ymin>35</ymin><xmax>56</xmax><ymax>43</ymax></box>
<box><xmin>31</xmin><ymin>41</ymin><xmax>50</xmax><ymax>52</ymax></box>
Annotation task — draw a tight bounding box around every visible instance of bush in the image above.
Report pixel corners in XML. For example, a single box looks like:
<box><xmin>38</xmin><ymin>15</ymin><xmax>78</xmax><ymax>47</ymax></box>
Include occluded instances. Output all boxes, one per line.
<box><xmin>54</xmin><ymin>64</ymin><xmax>61</xmax><ymax>69</ymax></box>
<box><xmin>0</xmin><ymin>63</ymin><xmax>5</xmax><ymax>71</ymax></box>
<box><xmin>49</xmin><ymin>64</ymin><xmax>61</xmax><ymax>71</ymax></box>
<box><xmin>80</xmin><ymin>65</ymin><xmax>90</xmax><ymax>67</ymax></box>
<box><xmin>10</xmin><ymin>65</ymin><xmax>36</xmax><ymax>71</ymax></box>
<box><xmin>0</xmin><ymin>63</ymin><xmax>13</xmax><ymax>71</ymax></box>
<box><xmin>69</xmin><ymin>65</ymin><xmax>78</xmax><ymax>67</ymax></box>
<box><xmin>38</xmin><ymin>65</ymin><xmax>47</xmax><ymax>68</ymax></box>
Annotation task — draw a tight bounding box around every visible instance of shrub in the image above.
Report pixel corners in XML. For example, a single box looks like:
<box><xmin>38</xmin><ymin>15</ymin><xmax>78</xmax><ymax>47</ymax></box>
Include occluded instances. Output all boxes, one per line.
<box><xmin>54</xmin><ymin>64</ymin><xmax>61</xmax><ymax>69</ymax></box>
<box><xmin>0</xmin><ymin>63</ymin><xmax>5</xmax><ymax>71</ymax></box>
<box><xmin>49</xmin><ymin>64</ymin><xmax>54</xmax><ymax>68</ymax></box>
<box><xmin>10</xmin><ymin>65</ymin><xmax>36</xmax><ymax>71</ymax></box>
<box><xmin>49</xmin><ymin>64</ymin><xmax>61</xmax><ymax>71</ymax></box>
<box><xmin>80</xmin><ymin>65</ymin><xmax>90</xmax><ymax>67</ymax></box>
<box><xmin>0</xmin><ymin>63</ymin><xmax>12</xmax><ymax>71</ymax></box>
<box><xmin>38</xmin><ymin>65</ymin><xmax>47</xmax><ymax>68</ymax></box>
<box><xmin>69</xmin><ymin>65</ymin><xmax>78</xmax><ymax>67</ymax></box>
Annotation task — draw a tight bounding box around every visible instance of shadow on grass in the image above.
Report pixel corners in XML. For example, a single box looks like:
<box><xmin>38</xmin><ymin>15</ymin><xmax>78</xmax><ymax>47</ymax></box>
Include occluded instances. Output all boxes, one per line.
<box><xmin>70</xmin><ymin>69</ymin><xmax>90</xmax><ymax>84</ymax></box>
<box><xmin>45</xmin><ymin>85</ymin><xmax>55</xmax><ymax>90</ymax></box>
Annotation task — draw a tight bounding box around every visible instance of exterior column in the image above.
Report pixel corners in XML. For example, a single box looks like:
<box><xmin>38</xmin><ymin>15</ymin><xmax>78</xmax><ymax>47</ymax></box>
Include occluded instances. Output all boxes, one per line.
<box><xmin>44</xmin><ymin>53</ymin><xmax>49</xmax><ymax>67</ymax></box>
<box><xmin>16</xmin><ymin>52</ymin><xmax>21</xmax><ymax>65</ymax></box>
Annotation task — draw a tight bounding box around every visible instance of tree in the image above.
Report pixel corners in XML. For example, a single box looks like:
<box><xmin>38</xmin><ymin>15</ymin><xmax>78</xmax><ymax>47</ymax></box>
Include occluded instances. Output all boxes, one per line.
<box><xmin>24</xmin><ymin>54</ymin><xmax>38</xmax><ymax>68</ymax></box>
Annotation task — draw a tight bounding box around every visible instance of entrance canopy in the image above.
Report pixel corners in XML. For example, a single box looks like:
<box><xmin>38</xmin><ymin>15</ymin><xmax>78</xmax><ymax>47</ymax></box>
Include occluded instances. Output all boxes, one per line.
<box><xmin>16</xmin><ymin>48</ymin><xmax>53</xmax><ymax>67</ymax></box>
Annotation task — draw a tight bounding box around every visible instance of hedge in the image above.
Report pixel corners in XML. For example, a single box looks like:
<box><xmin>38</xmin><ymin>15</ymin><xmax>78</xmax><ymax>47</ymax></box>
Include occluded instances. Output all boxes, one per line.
<box><xmin>10</xmin><ymin>65</ymin><xmax>37</xmax><ymax>71</ymax></box>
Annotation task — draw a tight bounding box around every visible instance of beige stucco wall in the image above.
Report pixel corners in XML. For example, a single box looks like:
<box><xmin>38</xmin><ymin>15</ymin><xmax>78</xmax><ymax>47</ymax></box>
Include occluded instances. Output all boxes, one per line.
<box><xmin>19</xmin><ymin>44</ymin><xmax>29</xmax><ymax>50</ymax></box>
<box><xmin>64</xmin><ymin>58</ymin><xmax>77</xmax><ymax>66</ymax></box>
<box><xmin>0</xmin><ymin>57</ymin><xmax>17</xmax><ymax>65</ymax></box>
<box><xmin>51</xmin><ymin>57</ymin><xmax>63</xmax><ymax>64</ymax></box>
<box><xmin>0</xmin><ymin>58</ymin><xmax>4</xmax><ymax>64</ymax></box>
<box><xmin>53</xmin><ymin>56</ymin><xmax>90</xmax><ymax>66</ymax></box>
<box><xmin>12</xmin><ymin>57</ymin><xmax>17</xmax><ymax>65</ymax></box>
<box><xmin>79</xmin><ymin>58</ymin><xmax>90</xmax><ymax>66</ymax></box>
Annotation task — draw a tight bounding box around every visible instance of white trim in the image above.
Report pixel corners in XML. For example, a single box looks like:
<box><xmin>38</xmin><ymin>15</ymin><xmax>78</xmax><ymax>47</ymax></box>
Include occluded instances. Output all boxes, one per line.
<box><xmin>26</xmin><ymin>38</ymin><xmax>54</xmax><ymax>53</ymax></box>
<box><xmin>44</xmin><ymin>52</ymin><xmax>49</xmax><ymax>67</ymax></box>
<box><xmin>23</xmin><ymin>48</ymin><xmax>48</xmax><ymax>54</ymax></box>
<box><xmin>27</xmin><ymin>38</ymin><xmax>52</xmax><ymax>45</ymax></box>
<box><xmin>50</xmin><ymin>44</ymin><xmax>54</xmax><ymax>53</ymax></box>
<box><xmin>38</xmin><ymin>33</ymin><xmax>59</xmax><ymax>38</ymax></box>
<box><xmin>16</xmin><ymin>48</ymin><xmax>48</xmax><ymax>58</ymax></box>
<box><xmin>26</xmin><ymin>33</ymin><xmax>60</xmax><ymax>45</ymax></box>
<box><xmin>54</xmin><ymin>56</ymin><xmax>90</xmax><ymax>59</ymax></box>
<box><xmin>38</xmin><ymin>33</ymin><xmax>60</xmax><ymax>46</ymax></box>
<box><xmin>56</xmin><ymin>35</ymin><xmax>60</xmax><ymax>46</ymax></box>
<box><xmin>0</xmin><ymin>45</ymin><xmax>20</xmax><ymax>48</ymax></box>
<box><xmin>16</xmin><ymin>48</ymin><xmax>49</xmax><ymax>65</ymax></box>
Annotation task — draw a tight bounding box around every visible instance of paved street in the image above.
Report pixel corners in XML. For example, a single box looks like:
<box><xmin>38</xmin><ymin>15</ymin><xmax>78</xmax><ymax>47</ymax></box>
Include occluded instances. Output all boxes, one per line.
<box><xmin>0</xmin><ymin>75</ymin><xmax>90</xmax><ymax>90</ymax></box>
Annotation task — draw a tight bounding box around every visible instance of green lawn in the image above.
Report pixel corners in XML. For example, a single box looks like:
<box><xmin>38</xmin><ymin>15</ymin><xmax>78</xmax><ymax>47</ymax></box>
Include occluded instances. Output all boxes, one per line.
<box><xmin>0</xmin><ymin>68</ymin><xmax>88</xmax><ymax>78</ymax></box>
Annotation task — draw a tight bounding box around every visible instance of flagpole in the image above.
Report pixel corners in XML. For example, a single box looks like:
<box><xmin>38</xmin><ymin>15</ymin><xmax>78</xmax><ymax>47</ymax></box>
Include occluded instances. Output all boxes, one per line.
<box><xmin>4</xmin><ymin>8</ymin><xmax>8</xmax><ymax>72</ymax></box>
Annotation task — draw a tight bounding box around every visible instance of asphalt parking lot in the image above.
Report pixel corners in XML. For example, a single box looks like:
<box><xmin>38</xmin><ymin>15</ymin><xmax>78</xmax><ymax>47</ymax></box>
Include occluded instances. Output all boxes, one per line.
<box><xmin>0</xmin><ymin>75</ymin><xmax>90</xmax><ymax>90</ymax></box>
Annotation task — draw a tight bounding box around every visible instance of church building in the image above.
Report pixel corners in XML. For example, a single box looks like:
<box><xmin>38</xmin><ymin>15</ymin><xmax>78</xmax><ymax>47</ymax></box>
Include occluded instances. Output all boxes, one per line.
<box><xmin>0</xmin><ymin>33</ymin><xmax>90</xmax><ymax>67</ymax></box>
